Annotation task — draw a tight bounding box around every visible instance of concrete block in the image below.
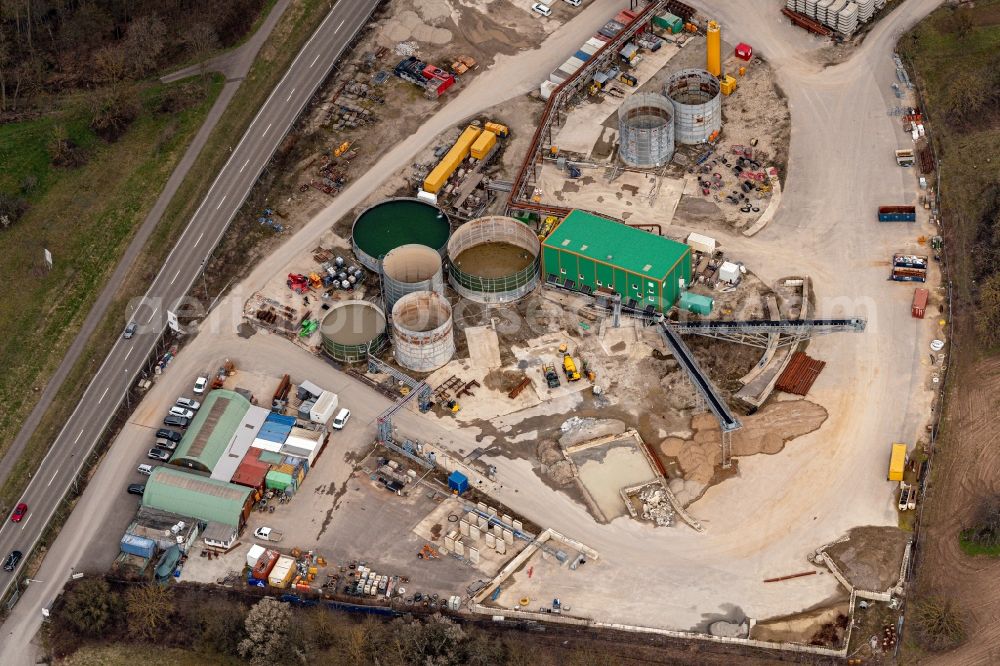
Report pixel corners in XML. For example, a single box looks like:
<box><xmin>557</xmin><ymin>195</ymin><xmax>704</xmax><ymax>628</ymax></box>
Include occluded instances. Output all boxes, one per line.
<box><xmin>459</xmin><ymin>520</ymin><xmax>470</xmax><ymax>537</ymax></box>
<box><xmin>487</xmin><ymin>506</ymin><xmax>498</xmax><ymax>518</ymax></box>
<box><xmin>478</xmin><ymin>516</ymin><xmax>489</xmax><ymax>529</ymax></box>
<box><xmin>477</xmin><ymin>502</ymin><xmax>488</xmax><ymax>513</ymax></box>
<box><xmin>466</xmin><ymin>511</ymin><xmax>477</xmax><ymax>524</ymax></box>
<box><xmin>444</xmin><ymin>535</ymin><xmax>455</xmax><ymax>552</ymax></box>
<box><xmin>495</xmin><ymin>539</ymin><xmax>507</xmax><ymax>555</ymax></box>
<box><xmin>503</xmin><ymin>529</ymin><xmax>514</xmax><ymax>544</ymax></box>
<box><xmin>493</xmin><ymin>524</ymin><xmax>503</xmax><ymax>537</ymax></box>
<box><xmin>468</xmin><ymin>547</ymin><xmax>480</xmax><ymax>564</ymax></box>
<box><xmin>454</xmin><ymin>540</ymin><xmax>465</xmax><ymax>557</ymax></box>
<box><xmin>468</xmin><ymin>525</ymin><xmax>481</xmax><ymax>541</ymax></box>
<box><xmin>485</xmin><ymin>533</ymin><xmax>496</xmax><ymax>548</ymax></box>
<box><xmin>501</xmin><ymin>513</ymin><xmax>513</xmax><ymax>526</ymax></box>
<box><xmin>513</xmin><ymin>520</ymin><xmax>523</xmax><ymax>533</ymax></box>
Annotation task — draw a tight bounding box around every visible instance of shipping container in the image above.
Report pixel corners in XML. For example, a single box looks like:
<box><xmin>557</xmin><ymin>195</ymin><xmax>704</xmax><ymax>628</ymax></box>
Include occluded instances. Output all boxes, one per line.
<box><xmin>888</xmin><ymin>443</ymin><xmax>907</xmax><ymax>481</ymax></box>
<box><xmin>121</xmin><ymin>534</ymin><xmax>156</xmax><ymax>559</ymax></box>
<box><xmin>878</xmin><ymin>205</ymin><xmax>917</xmax><ymax>222</ymax></box>
<box><xmin>246</xmin><ymin>543</ymin><xmax>266</xmax><ymax>568</ymax></box>
<box><xmin>680</xmin><ymin>291</ymin><xmax>713</xmax><ymax>315</ymax></box>
<box><xmin>574</xmin><ymin>50</ymin><xmax>591</xmax><ymax>62</ymax></box>
<box><xmin>309</xmin><ymin>391</ymin><xmax>338</xmax><ymax>424</ymax></box>
<box><xmin>471</xmin><ymin>131</ymin><xmax>497</xmax><ymax>160</ymax></box>
<box><xmin>911</xmin><ymin>288</ymin><xmax>928</xmax><ymax>318</ymax></box>
<box><xmin>268</xmin><ymin>555</ymin><xmax>296</xmax><ymax>588</ymax></box>
<box><xmin>686</xmin><ymin>233</ymin><xmax>716</xmax><ymax>255</ymax></box>
<box><xmin>423</xmin><ymin>125</ymin><xmax>482</xmax><ymax>194</ymax></box>
<box><xmin>253</xmin><ymin>549</ymin><xmax>281</xmax><ymax>579</ymax></box>
<box><xmin>895</xmin><ymin>149</ymin><xmax>915</xmax><ymax>166</ymax></box>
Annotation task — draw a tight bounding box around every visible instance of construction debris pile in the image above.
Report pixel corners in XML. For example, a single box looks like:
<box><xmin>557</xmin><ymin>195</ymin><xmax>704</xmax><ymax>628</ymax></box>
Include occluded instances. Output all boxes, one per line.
<box><xmin>638</xmin><ymin>484</ymin><xmax>676</xmax><ymax>527</ymax></box>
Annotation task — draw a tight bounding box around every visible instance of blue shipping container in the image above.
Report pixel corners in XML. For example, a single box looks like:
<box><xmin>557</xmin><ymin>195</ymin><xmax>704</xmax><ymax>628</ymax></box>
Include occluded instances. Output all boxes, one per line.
<box><xmin>121</xmin><ymin>533</ymin><xmax>156</xmax><ymax>559</ymax></box>
<box><xmin>574</xmin><ymin>50</ymin><xmax>591</xmax><ymax>62</ymax></box>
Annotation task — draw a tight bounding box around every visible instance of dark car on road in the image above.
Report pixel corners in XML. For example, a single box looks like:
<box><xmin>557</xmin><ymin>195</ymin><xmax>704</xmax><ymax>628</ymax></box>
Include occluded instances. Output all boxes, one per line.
<box><xmin>155</xmin><ymin>428</ymin><xmax>183</xmax><ymax>442</ymax></box>
<box><xmin>147</xmin><ymin>448</ymin><xmax>171</xmax><ymax>461</ymax></box>
<box><xmin>163</xmin><ymin>414</ymin><xmax>190</xmax><ymax>428</ymax></box>
<box><xmin>3</xmin><ymin>550</ymin><xmax>22</xmax><ymax>572</ymax></box>
<box><xmin>127</xmin><ymin>484</ymin><xmax>145</xmax><ymax>496</ymax></box>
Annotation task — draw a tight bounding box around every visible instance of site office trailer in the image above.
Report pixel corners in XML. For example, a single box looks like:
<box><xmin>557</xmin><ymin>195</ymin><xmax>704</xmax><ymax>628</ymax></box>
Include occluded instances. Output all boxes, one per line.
<box><xmin>541</xmin><ymin>211</ymin><xmax>691</xmax><ymax>312</ymax></box>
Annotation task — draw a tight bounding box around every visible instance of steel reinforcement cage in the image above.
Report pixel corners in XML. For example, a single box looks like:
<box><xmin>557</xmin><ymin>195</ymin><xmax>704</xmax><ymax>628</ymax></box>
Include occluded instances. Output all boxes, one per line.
<box><xmin>390</xmin><ymin>291</ymin><xmax>455</xmax><ymax>372</ymax></box>
<box><xmin>446</xmin><ymin>216</ymin><xmax>540</xmax><ymax>303</ymax></box>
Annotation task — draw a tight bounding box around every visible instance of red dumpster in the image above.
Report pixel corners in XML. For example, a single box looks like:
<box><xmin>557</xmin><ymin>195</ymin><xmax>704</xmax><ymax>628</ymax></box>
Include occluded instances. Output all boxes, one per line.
<box><xmin>735</xmin><ymin>43</ymin><xmax>753</xmax><ymax>61</ymax></box>
<box><xmin>912</xmin><ymin>288</ymin><xmax>928</xmax><ymax>319</ymax></box>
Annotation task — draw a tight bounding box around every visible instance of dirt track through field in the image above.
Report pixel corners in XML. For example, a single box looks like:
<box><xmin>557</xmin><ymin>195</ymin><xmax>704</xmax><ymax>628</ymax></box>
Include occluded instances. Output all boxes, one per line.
<box><xmin>916</xmin><ymin>355</ymin><xmax>1000</xmax><ymax>665</ymax></box>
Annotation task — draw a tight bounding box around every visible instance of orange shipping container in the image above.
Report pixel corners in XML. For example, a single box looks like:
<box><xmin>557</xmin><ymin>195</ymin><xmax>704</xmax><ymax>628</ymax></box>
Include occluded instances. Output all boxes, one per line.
<box><xmin>911</xmin><ymin>288</ymin><xmax>928</xmax><ymax>319</ymax></box>
<box><xmin>423</xmin><ymin>125</ymin><xmax>482</xmax><ymax>193</ymax></box>
<box><xmin>471</xmin><ymin>131</ymin><xmax>497</xmax><ymax>160</ymax></box>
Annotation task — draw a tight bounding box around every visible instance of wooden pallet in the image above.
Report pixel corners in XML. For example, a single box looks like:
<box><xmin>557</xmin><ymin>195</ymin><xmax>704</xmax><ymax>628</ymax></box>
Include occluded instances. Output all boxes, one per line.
<box><xmin>775</xmin><ymin>352</ymin><xmax>826</xmax><ymax>396</ymax></box>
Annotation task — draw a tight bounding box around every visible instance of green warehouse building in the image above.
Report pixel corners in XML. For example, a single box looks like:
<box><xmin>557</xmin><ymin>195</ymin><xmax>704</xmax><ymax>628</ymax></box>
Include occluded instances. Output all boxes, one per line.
<box><xmin>541</xmin><ymin>210</ymin><xmax>692</xmax><ymax>312</ymax></box>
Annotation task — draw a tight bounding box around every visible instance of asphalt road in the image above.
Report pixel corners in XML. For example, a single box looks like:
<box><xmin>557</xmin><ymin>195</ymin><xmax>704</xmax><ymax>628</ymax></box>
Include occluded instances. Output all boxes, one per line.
<box><xmin>0</xmin><ymin>0</ymin><xmax>380</xmax><ymax>613</ymax></box>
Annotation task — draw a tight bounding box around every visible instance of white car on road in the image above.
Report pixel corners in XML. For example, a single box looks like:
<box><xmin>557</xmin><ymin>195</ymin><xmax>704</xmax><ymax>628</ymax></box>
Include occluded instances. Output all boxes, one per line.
<box><xmin>193</xmin><ymin>376</ymin><xmax>209</xmax><ymax>394</ymax></box>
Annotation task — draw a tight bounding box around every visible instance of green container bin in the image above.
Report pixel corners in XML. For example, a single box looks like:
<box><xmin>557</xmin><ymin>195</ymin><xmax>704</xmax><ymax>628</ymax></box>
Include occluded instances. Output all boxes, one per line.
<box><xmin>680</xmin><ymin>291</ymin><xmax>713</xmax><ymax>315</ymax></box>
<box><xmin>653</xmin><ymin>13</ymin><xmax>683</xmax><ymax>34</ymax></box>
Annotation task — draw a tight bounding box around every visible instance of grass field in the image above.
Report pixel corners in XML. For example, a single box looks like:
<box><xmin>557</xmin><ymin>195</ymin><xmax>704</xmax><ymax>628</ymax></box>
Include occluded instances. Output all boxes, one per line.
<box><xmin>0</xmin><ymin>75</ymin><xmax>223</xmax><ymax>472</ymax></box>
<box><xmin>0</xmin><ymin>0</ymin><xmax>340</xmax><ymax>509</ymax></box>
<box><xmin>58</xmin><ymin>644</ymin><xmax>243</xmax><ymax>666</ymax></box>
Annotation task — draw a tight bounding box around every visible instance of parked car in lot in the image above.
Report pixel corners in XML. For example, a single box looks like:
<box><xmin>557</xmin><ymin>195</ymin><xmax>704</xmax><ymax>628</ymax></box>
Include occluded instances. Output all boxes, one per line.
<box><xmin>193</xmin><ymin>376</ymin><xmax>209</xmax><ymax>394</ymax></box>
<box><xmin>148</xmin><ymin>448</ymin><xmax>171</xmax><ymax>461</ymax></box>
<box><xmin>10</xmin><ymin>503</ymin><xmax>28</xmax><ymax>523</ymax></box>
<box><xmin>163</xmin><ymin>415</ymin><xmax>190</xmax><ymax>428</ymax></box>
<box><xmin>175</xmin><ymin>397</ymin><xmax>200</xmax><ymax>411</ymax></box>
<box><xmin>332</xmin><ymin>408</ymin><xmax>351</xmax><ymax>430</ymax></box>
<box><xmin>168</xmin><ymin>406</ymin><xmax>195</xmax><ymax>419</ymax></box>
<box><xmin>122</xmin><ymin>322</ymin><xmax>138</xmax><ymax>339</ymax></box>
<box><xmin>155</xmin><ymin>428</ymin><xmax>183</xmax><ymax>442</ymax></box>
<box><xmin>137</xmin><ymin>464</ymin><xmax>154</xmax><ymax>476</ymax></box>
<box><xmin>127</xmin><ymin>484</ymin><xmax>145</xmax><ymax>496</ymax></box>
<box><xmin>532</xmin><ymin>2</ymin><xmax>552</xmax><ymax>16</ymax></box>
<box><xmin>254</xmin><ymin>527</ymin><xmax>283</xmax><ymax>542</ymax></box>
<box><xmin>154</xmin><ymin>438</ymin><xmax>177</xmax><ymax>451</ymax></box>
<box><xmin>3</xmin><ymin>550</ymin><xmax>22</xmax><ymax>572</ymax></box>
<box><xmin>564</xmin><ymin>0</ymin><xmax>581</xmax><ymax>6</ymax></box>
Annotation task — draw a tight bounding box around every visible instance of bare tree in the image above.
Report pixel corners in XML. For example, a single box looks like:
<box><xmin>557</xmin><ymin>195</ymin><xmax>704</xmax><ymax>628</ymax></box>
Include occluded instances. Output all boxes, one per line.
<box><xmin>125</xmin><ymin>583</ymin><xmax>175</xmax><ymax>640</ymax></box>
<box><xmin>911</xmin><ymin>595</ymin><xmax>966</xmax><ymax>652</ymax></box>
<box><xmin>184</xmin><ymin>21</ymin><xmax>220</xmax><ymax>66</ymax></box>
<box><xmin>92</xmin><ymin>42</ymin><xmax>127</xmax><ymax>84</ymax></box>
<box><xmin>239</xmin><ymin>597</ymin><xmax>293</xmax><ymax>666</ymax></box>
<box><xmin>123</xmin><ymin>14</ymin><xmax>166</xmax><ymax>79</ymax></box>
<box><xmin>964</xmin><ymin>494</ymin><xmax>1000</xmax><ymax>548</ymax></box>
<box><xmin>59</xmin><ymin>578</ymin><xmax>123</xmax><ymax>637</ymax></box>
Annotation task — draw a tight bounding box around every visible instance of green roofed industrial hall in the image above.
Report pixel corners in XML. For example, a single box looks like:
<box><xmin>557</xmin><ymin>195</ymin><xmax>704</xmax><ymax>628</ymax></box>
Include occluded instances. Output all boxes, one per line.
<box><xmin>541</xmin><ymin>209</ymin><xmax>692</xmax><ymax>312</ymax></box>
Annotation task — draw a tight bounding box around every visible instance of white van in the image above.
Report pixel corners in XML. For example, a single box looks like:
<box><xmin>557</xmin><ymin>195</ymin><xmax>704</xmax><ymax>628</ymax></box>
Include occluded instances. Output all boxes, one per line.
<box><xmin>137</xmin><ymin>464</ymin><xmax>154</xmax><ymax>476</ymax></box>
<box><xmin>332</xmin><ymin>408</ymin><xmax>351</xmax><ymax>430</ymax></box>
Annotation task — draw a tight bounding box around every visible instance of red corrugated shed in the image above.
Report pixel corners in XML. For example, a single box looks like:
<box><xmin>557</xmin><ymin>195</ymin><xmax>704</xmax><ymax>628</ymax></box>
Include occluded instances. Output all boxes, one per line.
<box><xmin>776</xmin><ymin>352</ymin><xmax>826</xmax><ymax>395</ymax></box>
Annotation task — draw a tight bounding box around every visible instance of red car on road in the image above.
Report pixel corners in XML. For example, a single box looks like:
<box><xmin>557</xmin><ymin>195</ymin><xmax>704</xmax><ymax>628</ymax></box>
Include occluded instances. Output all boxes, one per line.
<box><xmin>10</xmin><ymin>503</ymin><xmax>27</xmax><ymax>523</ymax></box>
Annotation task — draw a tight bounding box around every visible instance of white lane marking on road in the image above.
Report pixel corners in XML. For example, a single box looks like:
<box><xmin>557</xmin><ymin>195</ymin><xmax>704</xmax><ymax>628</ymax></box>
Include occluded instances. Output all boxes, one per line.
<box><xmin>336</xmin><ymin>19</ymin><xmax>344</xmax><ymax>32</ymax></box>
<box><xmin>123</xmin><ymin>346</ymin><xmax>134</xmax><ymax>361</ymax></box>
<box><xmin>99</xmin><ymin>386</ymin><xmax>110</xmax><ymax>404</ymax></box>
<box><xmin>20</xmin><ymin>514</ymin><xmax>31</xmax><ymax>528</ymax></box>
<box><xmin>170</xmin><ymin>269</ymin><xmax>180</xmax><ymax>285</ymax></box>
<box><xmin>194</xmin><ymin>232</ymin><xmax>204</xmax><ymax>247</ymax></box>
<box><xmin>240</xmin><ymin>159</ymin><xmax>250</xmax><ymax>173</ymax></box>
<box><xmin>262</xmin><ymin>123</ymin><xmax>273</xmax><ymax>137</ymax></box>
<box><xmin>48</xmin><ymin>470</ymin><xmax>59</xmax><ymax>487</ymax></box>
<box><xmin>145</xmin><ymin>308</ymin><xmax>158</xmax><ymax>324</ymax></box>
<box><xmin>311</xmin><ymin>53</ymin><xmax>321</xmax><ymax>68</ymax></box>
<box><xmin>74</xmin><ymin>429</ymin><xmax>84</xmax><ymax>443</ymax></box>
<box><xmin>286</xmin><ymin>88</ymin><xmax>295</xmax><ymax>102</ymax></box>
<box><xmin>216</xmin><ymin>194</ymin><xmax>227</xmax><ymax>210</ymax></box>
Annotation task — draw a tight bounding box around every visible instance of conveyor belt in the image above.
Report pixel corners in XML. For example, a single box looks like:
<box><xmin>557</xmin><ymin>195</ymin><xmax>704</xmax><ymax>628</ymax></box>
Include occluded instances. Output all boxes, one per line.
<box><xmin>657</xmin><ymin>322</ymin><xmax>741</xmax><ymax>432</ymax></box>
<box><xmin>670</xmin><ymin>318</ymin><xmax>866</xmax><ymax>334</ymax></box>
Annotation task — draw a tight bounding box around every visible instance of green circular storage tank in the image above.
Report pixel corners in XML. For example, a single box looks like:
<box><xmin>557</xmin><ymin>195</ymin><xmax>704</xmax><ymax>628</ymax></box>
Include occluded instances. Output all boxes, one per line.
<box><xmin>320</xmin><ymin>300</ymin><xmax>389</xmax><ymax>363</ymax></box>
<box><xmin>351</xmin><ymin>198</ymin><xmax>450</xmax><ymax>271</ymax></box>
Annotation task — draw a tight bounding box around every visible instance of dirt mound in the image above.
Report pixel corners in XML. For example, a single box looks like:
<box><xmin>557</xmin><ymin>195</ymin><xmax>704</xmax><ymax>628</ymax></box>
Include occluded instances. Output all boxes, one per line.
<box><xmin>826</xmin><ymin>526</ymin><xmax>911</xmax><ymax>592</ymax></box>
